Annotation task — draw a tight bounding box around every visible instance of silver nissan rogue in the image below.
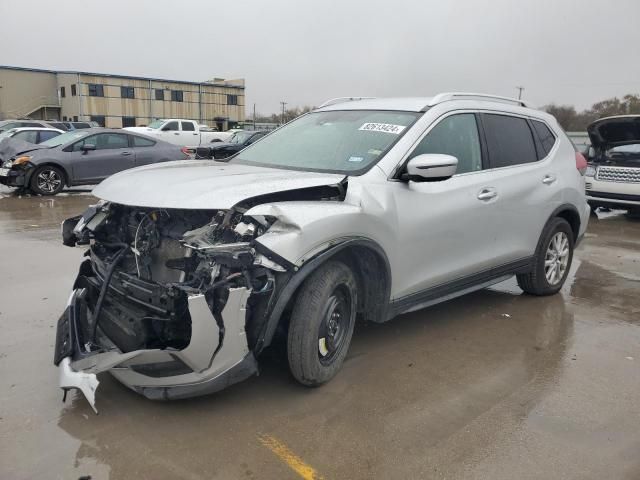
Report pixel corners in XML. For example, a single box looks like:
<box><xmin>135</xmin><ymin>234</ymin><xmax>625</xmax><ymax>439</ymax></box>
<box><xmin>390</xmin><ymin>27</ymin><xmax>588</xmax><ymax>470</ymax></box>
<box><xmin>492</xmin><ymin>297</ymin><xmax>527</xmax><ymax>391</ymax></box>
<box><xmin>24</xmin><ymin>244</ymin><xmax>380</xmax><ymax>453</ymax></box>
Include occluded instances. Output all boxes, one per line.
<box><xmin>55</xmin><ymin>93</ymin><xmax>590</xmax><ymax>412</ymax></box>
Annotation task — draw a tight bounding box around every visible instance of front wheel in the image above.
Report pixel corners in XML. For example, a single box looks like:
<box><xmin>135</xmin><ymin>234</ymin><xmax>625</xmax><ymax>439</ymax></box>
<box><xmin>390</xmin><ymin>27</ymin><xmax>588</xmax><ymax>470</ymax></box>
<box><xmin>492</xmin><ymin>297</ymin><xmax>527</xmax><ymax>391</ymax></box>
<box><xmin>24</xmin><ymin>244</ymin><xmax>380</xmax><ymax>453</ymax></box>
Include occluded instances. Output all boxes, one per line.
<box><xmin>517</xmin><ymin>217</ymin><xmax>574</xmax><ymax>296</ymax></box>
<box><xmin>287</xmin><ymin>260</ymin><xmax>357</xmax><ymax>387</ymax></box>
<box><xmin>30</xmin><ymin>165</ymin><xmax>65</xmax><ymax>195</ymax></box>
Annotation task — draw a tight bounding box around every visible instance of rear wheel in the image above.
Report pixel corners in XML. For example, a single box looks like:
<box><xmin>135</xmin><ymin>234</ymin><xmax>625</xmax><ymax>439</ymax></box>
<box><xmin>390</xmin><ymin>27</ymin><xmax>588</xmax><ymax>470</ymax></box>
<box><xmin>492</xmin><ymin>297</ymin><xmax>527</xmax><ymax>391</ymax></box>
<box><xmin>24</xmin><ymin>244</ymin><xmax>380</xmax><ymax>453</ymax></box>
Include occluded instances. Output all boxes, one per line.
<box><xmin>30</xmin><ymin>165</ymin><xmax>65</xmax><ymax>195</ymax></box>
<box><xmin>517</xmin><ymin>217</ymin><xmax>574</xmax><ymax>296</ymax></box>
<box><xmin>287</xmin><ymin>260</ymin><xmax>357</xmax><ymax>386</ymax></box>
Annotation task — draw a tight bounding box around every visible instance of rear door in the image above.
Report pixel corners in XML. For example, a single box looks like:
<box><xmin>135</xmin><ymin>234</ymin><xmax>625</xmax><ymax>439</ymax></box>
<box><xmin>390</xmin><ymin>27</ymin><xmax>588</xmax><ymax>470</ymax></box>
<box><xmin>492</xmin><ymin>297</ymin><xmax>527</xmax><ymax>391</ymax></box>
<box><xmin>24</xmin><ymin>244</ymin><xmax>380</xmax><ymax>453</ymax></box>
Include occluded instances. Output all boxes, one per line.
<box><xmin>68</xmin><ymin>133</ymin><xmax>136</xmax><ymax>182</ymax></box>
<box><xmin>180</xmin><ymin>121</ymin><xmax>200</xmax><ymax>146</ymax></box>
<box><xmin>478</xmin><ymin>113</ymin><xmax>559</xmax><ymax>264</ymax></box>
<box><xmin>132</xmin><ymin>135</ymin><xmax>163</xmax><ymax>166</ymax></box>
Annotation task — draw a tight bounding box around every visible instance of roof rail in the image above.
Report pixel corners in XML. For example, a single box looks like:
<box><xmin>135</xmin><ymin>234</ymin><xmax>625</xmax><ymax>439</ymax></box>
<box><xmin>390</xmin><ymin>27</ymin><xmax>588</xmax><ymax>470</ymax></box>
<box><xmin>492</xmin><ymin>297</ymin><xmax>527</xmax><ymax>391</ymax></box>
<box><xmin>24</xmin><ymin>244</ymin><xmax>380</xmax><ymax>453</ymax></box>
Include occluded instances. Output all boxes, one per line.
<box><xmin>425</xmin><ymin>92</ymin><xmax>531</xmax><ymax>109</ymax></box>
<box><xmin>317</xmin><ymin>97</ymin><xmax>376</xmax><ymax>109</ymax></box>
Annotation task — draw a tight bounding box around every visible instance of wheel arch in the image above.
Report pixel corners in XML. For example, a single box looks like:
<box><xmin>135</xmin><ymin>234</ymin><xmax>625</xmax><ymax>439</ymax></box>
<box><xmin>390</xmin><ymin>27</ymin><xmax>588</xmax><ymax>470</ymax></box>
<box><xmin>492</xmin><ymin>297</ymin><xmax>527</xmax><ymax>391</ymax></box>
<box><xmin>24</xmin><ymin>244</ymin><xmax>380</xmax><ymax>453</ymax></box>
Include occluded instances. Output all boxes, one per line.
<box><xmin>255</xmin><ymin>237</ymin><xmax>392</xmax><ymax>354</ymax></box>
<box><xmin>548</xmin><ymin>204</ymin><xmax>581</xmax><ymax>244</ymax></box>
<box><xmin>27</xmin><ymin>162</ymin><xmax>71</xmax><ymax>187</ymax></box>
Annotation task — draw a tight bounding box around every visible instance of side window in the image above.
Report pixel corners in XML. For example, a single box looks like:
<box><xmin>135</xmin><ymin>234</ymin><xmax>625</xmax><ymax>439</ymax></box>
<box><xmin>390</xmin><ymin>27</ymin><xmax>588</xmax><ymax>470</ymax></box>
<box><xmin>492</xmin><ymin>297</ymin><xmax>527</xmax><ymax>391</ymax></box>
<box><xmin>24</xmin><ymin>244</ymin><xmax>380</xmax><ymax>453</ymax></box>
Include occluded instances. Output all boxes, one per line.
<box><xmin>181</xmin><ymin>121</ymin><xmax>195</xmax><ymax>131</ymax></box>
<box><xmin>94</xmin><ymin>133</ymin><xmax>129</xmax><ymax>150</ymax></box>
<box><xmin>14</xmin><ymin>131</ymin><xmax>39</xmax><ymax>143</ymax></box>
<box><xmin>408</xmin><ymin>113</ymin><xmax>483</xmax><ymax>174</ymax></box>
<box><xmin>482</xmin><ymin>114</ymin><xmax>538</xmax><ymax>168</ymax></box>
<box><xmin>163</xmin><ymin>121</ymin><xmax>179</xmax><ymax>131</ymax></box>
<box><xmin>531</xmin><ymin>120</ymin><xmax>556</xmax><ymax>158</ymax></box>
<box><xmin>72</xmin><ymin>135</ymin><xmax>98</xmax><ymax>151</ymax></box>
<box><xmin>132</xmin><ymin>135</ymin><xmax>155</xmax><ymax>147</ymax></box>
<box><xmin>38</xmin><ymin>131</ymin><xmax>61</xmax><ymax>142</ymax></box>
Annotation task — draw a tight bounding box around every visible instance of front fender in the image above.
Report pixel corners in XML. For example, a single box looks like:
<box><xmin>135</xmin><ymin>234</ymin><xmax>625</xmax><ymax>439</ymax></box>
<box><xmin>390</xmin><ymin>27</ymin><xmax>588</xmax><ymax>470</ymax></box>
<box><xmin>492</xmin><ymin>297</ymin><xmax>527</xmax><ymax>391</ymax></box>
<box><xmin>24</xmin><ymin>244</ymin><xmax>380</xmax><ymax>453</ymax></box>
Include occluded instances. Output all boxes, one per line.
<box><xmin>246</xmin><ymin>200</ymin><xmax>394</xmax><ymax>267</ymax></box>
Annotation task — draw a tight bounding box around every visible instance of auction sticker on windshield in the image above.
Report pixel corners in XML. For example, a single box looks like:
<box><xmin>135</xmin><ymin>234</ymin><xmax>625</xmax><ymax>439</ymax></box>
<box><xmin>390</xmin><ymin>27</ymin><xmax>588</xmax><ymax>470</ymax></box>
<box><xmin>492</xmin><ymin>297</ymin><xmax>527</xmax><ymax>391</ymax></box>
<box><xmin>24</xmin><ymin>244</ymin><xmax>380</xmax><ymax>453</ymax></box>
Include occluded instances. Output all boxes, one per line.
<box><xmin>359</xmin><ymin>123</ymin><xmax>406</xmax><ymax>134</ymax></box>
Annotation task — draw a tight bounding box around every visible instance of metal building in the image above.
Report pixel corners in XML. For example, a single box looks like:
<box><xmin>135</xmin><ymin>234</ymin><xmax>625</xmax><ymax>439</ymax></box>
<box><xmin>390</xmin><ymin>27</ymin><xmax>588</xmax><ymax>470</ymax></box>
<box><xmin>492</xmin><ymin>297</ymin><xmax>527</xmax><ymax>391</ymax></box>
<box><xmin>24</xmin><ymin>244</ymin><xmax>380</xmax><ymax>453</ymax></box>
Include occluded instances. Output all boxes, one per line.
<box><xmin>0</xmin><ymin>65</ymin><xmax>245</xmax><ymax>131</ymax></box>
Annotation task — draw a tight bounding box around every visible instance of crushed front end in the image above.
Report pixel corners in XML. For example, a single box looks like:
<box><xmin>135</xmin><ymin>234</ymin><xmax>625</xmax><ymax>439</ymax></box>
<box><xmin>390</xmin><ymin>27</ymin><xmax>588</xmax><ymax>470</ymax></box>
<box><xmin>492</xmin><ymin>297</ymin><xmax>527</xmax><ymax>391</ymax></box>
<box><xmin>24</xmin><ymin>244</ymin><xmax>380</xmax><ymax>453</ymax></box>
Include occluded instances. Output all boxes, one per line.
<box><xmin>55</xmin><ymin>202</ymin><xmax>288</xmax><ymax>411</ymax></box>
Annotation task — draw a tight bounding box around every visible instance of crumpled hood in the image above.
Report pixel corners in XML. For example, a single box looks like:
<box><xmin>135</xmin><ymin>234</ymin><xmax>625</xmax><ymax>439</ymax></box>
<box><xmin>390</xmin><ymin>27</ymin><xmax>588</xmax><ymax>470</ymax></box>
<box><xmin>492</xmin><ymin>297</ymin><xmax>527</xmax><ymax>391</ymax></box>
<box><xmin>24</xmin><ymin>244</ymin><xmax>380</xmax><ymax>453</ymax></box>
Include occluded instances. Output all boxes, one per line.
<box><xmin>92</xmin><ymin>160</ymin><xmax>346</xmax><ymax>209</ymax></box>
<box><xmin>0</xmin><ymin>138</ymin><xmax>49</xmax><ymax>162</ymax></box>
<box><xmin>588</xmin><ymin>115</ymin><xmax>640</xmax><ymax>149</ymax></box>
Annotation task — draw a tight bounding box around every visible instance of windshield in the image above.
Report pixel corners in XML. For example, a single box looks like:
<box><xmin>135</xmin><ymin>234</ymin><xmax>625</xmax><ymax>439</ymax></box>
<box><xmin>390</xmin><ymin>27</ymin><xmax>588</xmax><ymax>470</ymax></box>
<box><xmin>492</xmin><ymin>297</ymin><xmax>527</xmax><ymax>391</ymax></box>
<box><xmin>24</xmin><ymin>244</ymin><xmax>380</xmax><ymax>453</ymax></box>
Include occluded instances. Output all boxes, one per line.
<box><xmin>147</xmin><ymin>120</ymin><xmax>165</xmax><ymax>129</ymax></box>
<box><xmin>0</xmin><ymin>128</ymin><xmax>18</xmax><ymax>140</ymax></box>
<box><xmin>229</xmin><ymin>131</ymin><xmax>253</xmax><ymax>144</ymax></box>
<box><xmin>0</xmin><ymin>122</ymin><xmax>20</xmax><ymax>132</ymax></box>
<box><xmin>39</xmin><ymin>130</ymin><xmax>88</xmax><ymax>148</ymax></box>
<box><xmin>233</xmin><ymin>110</ymin><xmax>419</xmax><ymax>173</ymax></box>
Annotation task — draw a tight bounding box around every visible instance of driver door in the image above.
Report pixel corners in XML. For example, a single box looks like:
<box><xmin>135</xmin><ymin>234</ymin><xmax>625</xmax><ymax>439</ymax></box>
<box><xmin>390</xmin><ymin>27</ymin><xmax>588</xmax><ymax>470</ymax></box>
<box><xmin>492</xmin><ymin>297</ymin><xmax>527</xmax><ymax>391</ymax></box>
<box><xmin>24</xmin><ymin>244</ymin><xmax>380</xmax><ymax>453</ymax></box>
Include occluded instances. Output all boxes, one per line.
<box><xmin>68</xmin><ymin>133</ymin><xmax>136</xmax><ymax>183</ymax></box>
<box><xmin>389</xmin><ymin>113</ymin><xmax>502</xmax><ymax>299</ymax></box>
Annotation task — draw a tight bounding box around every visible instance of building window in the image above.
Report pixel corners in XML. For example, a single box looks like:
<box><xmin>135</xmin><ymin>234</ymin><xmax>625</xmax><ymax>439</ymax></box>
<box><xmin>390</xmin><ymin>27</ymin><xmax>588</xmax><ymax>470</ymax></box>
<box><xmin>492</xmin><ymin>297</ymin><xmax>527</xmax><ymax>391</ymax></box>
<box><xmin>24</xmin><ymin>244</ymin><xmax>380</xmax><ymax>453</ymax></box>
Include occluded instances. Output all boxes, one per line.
<box><xmin>155</xmin><ymin>89</ymin><xmax>165</xmax><ymax>101</ymax></box>
<box><xmin>88</xmin><ymin>84</ymin><xmax>104</xmax><ymax>97</ymax></box>
<box><xmin>71</xmin><ymin>84</ymin><xmax>77</xmax><ymax>96</ymax></box>
<box><xmin>227</xmin><ymin>94</ymin><xmax>238</xmax><ymax>106</ymax></box>
<box><xmin>122</xmin><ymin>116</ymin><xmax>136</xmax><ymax>128</ymax></box>
<box><xmin>90</xmin><ymin>115</ymin><xmax>106</xmax><ymax>127</ymax></box>
<box><xmin>171</xmin><ymin>90</ymin><xmax>183</xmax><ymax>102</ymax></box>
<box><xmin>63</xmin><ymin>116</ymin><xmax>67</xmax><ymax>121</ymax></box>
<box><xmin>73</xmin><ymin>116</ymin><xmax>79</xmax><ymax>122</ymax></box>
<box><xmin>120</xmin><ymin>86</ymin><xmax>135</xmax><ymax>99</ymax></box>
<box><xmin>60</xmin><ymin>86</ymin><xmax>66</xmax><ymax>98</ymax></box>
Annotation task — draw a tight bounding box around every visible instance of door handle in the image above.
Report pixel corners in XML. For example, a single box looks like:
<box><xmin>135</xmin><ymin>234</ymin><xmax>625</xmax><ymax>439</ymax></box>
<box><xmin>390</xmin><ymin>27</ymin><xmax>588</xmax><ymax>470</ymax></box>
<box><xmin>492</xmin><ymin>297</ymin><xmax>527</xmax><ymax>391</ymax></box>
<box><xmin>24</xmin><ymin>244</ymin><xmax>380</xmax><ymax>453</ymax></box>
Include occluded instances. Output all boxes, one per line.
<box><xmin>542</xmin><ymin>175</ymin><xmax>557</xmax><ymax>185</ymax></box>
<box><xmin>121</xmin><ymin>151</ymin><xmax>132</xmax><ymax>156</ymax></box>
<box><xmin>193</xmin><ymin>133</ymin><xmax>198</xmax><ymax>135</ymax></box>
<box><xmin>174</xmin><ymin>132</ymin><xmax>180</xmax><ymax>135</ymax></box>
<box><xmin>477</xmin><ymin>188</ymin><xmax>497</xmax><ymax>201</ymax></box>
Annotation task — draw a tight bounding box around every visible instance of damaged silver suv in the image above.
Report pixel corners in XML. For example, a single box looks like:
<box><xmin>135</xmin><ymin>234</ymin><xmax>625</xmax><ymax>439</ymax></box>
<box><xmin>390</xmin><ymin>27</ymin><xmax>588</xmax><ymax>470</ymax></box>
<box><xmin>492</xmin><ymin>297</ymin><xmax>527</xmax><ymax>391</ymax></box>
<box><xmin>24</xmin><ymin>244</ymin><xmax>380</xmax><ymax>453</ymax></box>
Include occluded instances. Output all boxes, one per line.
<box><xmin>55</xmin><ymin>93</ymin><xmax>590</xmax><ymax>411</ymax></box>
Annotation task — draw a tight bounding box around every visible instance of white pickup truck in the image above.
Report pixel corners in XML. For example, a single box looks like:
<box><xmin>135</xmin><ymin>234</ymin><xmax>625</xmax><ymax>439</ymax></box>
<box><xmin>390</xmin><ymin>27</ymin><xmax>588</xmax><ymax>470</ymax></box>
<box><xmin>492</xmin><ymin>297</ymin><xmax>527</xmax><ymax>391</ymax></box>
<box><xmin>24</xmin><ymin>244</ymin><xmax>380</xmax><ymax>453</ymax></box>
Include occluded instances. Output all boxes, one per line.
<box><xmin>125</xmin><ymin>119</ymin><xmax>232</xmax><ymax>147</ymax></box>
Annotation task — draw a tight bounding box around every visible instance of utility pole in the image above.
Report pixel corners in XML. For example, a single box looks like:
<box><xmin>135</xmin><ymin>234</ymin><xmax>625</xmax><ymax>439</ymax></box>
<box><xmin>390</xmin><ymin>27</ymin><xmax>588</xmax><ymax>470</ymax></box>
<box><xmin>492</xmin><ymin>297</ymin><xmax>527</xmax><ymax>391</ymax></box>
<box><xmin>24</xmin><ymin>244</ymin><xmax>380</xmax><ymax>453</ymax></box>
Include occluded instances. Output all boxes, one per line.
<box><xmin>253</xmin><ymin>103</ymin><xmax>256</xmax><ymax>130</ymax></box>
<box><xmin>280</xmin><ymin>101</ymin><xmax>287</xmax><ymax>125</ymax></box>
<box><xmin>516</xmin><ymin>86</ymin><xmax>525</xmax><ymax>100</ymax></box>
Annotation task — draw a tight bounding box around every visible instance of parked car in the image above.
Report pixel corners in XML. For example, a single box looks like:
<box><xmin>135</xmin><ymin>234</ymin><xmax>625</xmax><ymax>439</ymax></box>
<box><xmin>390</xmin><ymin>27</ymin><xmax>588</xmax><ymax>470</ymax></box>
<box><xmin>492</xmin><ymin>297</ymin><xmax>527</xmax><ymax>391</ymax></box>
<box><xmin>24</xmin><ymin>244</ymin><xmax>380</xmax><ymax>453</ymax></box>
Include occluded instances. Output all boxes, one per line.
<box><xmin>125</xmin><ymin>118</ymin><xmax>232</xmax><ymax>147</ymax></box>
<box><xmin>0</xmin><ymin>119</ymin><xmax>58</xmax><ymax>133</ymax></box>
<box><xmin>55</xmin><ymin>93</ymin><xmax>589</xmax><ymax>412</ymax></box>
<box><xmin>585</xmin><ymin>115</ymin><xmax>640</xmax><ymax>214</ymax></box>
<box><xmin>194</xmin><ymin>130</ymin><xmax>268</xmax><ymax>159</ymax></box>
<box><xmin>0</xmin><ymin>127</ymin><xmax>63</xmax><ymax>144</ymax></box>
<box><xmin>60</xmin><ymin>121</ymin><xmax>100</xmax><ymax>131</ymax></box>
<box><xmin>0</xmin><ymin>128</ymin><xmax>189</xmax><ymax>195</ymax></box>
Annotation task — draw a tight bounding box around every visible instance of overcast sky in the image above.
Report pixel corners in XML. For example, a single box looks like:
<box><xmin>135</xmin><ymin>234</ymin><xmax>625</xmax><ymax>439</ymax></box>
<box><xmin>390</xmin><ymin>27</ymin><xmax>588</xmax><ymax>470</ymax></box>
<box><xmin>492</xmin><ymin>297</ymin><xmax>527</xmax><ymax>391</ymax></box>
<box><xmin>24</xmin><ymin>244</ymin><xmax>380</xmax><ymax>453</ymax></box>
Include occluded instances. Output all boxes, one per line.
<box><xmin>1</xmin><ymin>0</ymin><xmax>639</xmax><ymax>115</ymax></box>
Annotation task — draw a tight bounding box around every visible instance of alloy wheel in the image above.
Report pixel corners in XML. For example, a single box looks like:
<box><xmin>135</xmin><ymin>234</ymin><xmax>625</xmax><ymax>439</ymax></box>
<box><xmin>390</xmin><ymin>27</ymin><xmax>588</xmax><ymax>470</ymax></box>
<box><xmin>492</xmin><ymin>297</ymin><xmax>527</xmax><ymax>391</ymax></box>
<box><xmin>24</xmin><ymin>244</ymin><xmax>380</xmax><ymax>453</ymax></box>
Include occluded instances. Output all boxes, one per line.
<box><xmin>36</xmin><ymin>169</ymin><xmax>62</xmax><ymax>194</ymax></box>
<box><xmin>544</xmin><ymin>231</ymin><xmax>570</xmax><ymax>285</ymax></box>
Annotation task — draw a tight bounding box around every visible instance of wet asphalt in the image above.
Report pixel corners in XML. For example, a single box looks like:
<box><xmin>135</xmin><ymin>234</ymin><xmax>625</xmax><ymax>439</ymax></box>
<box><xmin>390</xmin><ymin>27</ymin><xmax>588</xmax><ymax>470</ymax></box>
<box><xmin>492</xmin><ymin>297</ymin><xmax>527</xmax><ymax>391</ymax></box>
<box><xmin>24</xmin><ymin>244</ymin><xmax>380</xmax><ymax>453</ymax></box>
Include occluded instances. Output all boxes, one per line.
<box><xmin>0</xmin><ymin>185</ymin><xmax>639</xmax><ymax>480</ymax></box>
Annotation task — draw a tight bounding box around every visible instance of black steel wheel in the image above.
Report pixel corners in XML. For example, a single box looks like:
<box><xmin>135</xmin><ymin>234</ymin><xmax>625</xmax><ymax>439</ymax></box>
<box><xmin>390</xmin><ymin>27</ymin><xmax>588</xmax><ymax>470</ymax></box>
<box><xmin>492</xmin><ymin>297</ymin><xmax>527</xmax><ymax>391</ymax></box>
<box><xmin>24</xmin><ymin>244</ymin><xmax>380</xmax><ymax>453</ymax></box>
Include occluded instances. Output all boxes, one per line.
<box><xmin>287</xmin><ymin>260</ymin><xmax>357</xmax><ymax>386</ymax></box>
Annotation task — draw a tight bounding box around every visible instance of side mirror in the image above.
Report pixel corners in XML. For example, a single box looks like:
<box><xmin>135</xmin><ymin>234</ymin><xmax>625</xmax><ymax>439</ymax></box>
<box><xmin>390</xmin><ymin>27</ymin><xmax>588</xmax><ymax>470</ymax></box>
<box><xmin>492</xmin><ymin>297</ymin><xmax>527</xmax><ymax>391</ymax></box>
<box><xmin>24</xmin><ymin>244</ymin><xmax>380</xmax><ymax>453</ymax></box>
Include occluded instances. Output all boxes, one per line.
<box><xmin>81</xmin><ymin>144</ymin><xmax>96</xmax><ymax>153</ymax></box>
<box><xmin>404</xmin><ymin>154</ymin><xmax>458</xmax><ymax>182</ymax></box>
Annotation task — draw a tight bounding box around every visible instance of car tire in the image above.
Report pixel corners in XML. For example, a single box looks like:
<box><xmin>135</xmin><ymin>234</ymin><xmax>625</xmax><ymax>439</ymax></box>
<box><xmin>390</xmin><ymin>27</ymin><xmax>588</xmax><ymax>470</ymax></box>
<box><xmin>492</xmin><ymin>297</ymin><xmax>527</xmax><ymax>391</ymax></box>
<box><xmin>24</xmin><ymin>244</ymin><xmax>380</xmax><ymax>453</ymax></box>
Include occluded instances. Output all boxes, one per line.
<box><xmin>30</xmin><ymin>165</ymin><xmax>65</xmax><ymax>195</ymax></box>
<box><xmin>517</xmin><ymin>217</ymin><xmax>574</xmax><ymax>296</ymax></box>
<box><xmin>287</xmin><ymin>260</ymin><xmax>357</xmax><ymax>387</ymax></box>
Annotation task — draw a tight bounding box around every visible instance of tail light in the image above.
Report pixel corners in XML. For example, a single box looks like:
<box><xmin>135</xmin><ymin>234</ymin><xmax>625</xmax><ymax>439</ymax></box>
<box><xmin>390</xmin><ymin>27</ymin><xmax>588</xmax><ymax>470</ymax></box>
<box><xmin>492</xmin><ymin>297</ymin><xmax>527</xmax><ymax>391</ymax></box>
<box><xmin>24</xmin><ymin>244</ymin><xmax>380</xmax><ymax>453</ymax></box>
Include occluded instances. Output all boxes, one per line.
<box><xmin>575</xmin><ymin>151</ymin><xmax>588</xmax><ymax>175</ymax></box>
<box><xmin>181</xmin><ymin>147</ymin><xmax>191</xmax><ymax>158</ymax></box>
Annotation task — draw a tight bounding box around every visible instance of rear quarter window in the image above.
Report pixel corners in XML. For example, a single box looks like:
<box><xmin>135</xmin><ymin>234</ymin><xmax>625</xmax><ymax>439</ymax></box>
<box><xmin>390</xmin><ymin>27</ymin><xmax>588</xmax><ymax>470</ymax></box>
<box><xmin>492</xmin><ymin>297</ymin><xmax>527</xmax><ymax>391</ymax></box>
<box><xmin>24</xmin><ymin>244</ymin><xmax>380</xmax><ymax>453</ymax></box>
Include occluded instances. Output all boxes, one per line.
<box><xmin>132</xmin><ymin>135</ymin><xmax>156</xmax><ymax>147</ymax></box>
<box><xmin>481</xmin><ymin>114</ymin><xmax>538</xmax><ymax>168</ymax></box>
<box><xmin>531</xmin><ymin>120</ymin><xmax>557</xmax><ymax>158</ymax></box>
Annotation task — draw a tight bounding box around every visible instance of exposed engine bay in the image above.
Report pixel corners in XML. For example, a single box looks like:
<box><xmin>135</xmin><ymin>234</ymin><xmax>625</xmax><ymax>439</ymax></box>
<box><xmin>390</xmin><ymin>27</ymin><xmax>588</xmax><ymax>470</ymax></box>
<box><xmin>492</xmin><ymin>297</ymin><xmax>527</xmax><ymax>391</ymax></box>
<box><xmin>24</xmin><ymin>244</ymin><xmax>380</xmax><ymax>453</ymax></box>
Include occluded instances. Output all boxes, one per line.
<box><xmin>60</xmin><ymin>202</ymin><xmax>289</xmax><ymax>360</ymax></box>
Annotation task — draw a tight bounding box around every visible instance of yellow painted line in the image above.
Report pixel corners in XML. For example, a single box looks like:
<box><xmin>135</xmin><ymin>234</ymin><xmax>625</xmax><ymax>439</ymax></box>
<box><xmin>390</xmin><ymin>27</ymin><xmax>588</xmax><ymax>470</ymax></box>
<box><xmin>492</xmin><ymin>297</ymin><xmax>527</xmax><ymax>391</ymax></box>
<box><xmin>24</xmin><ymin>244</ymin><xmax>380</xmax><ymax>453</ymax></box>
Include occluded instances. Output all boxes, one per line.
<box><xmin>258</xmin><ymin>434</ymin><xmax>325</xmax><ymax>480</ymax></box>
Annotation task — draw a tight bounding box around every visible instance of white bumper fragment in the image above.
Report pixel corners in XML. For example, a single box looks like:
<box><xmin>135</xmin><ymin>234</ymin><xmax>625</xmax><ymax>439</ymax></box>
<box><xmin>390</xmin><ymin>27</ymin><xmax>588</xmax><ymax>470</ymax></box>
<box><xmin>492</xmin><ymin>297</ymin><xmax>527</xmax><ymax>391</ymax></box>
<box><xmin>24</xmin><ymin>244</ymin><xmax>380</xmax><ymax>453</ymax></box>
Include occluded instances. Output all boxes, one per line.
<box><xmin>59</xmin><ymin>357</ymin><xmax>100</xmax><ymax>414</ymax></box>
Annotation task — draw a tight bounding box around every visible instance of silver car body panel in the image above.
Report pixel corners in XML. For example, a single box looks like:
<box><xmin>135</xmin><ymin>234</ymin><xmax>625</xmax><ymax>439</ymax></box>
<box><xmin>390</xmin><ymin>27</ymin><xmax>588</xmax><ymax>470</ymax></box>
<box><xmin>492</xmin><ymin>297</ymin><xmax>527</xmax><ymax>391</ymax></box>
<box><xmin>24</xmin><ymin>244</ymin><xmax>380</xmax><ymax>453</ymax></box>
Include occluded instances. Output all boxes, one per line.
<box><xmin>92</xmin><ymin>160</ymin><xmax>345</xmax><ymax>209</ymax></box>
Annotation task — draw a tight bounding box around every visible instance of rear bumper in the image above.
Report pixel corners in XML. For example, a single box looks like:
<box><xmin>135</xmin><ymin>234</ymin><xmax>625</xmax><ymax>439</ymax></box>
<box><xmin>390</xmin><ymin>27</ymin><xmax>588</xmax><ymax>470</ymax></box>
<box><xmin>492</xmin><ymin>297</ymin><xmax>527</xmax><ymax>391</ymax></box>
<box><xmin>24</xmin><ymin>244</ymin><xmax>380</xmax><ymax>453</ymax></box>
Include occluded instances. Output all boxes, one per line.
<box><xmin>586</xmin><ymin>192</ymin><xmax>640</xmax><ymax>208</ymax></box>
